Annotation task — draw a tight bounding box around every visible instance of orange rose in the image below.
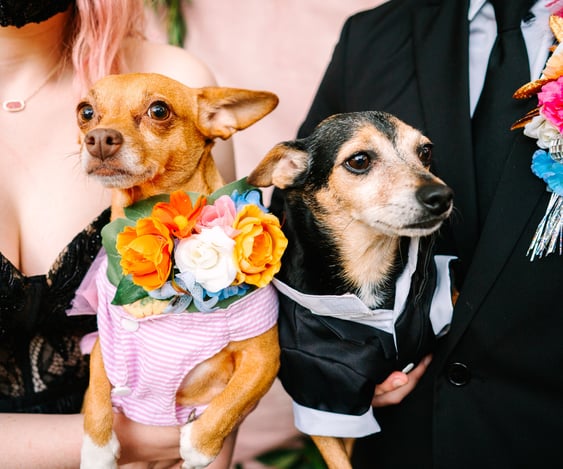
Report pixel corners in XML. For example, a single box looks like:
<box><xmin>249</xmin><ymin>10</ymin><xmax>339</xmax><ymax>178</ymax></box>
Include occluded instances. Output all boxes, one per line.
<box><xmin>151</xmin><ymin>190</ymin><xmax>206</xmax><ymax>238</ymax></box>
<box><xmin>232</xmin><ymin>205</ymin><xmax>288</xmax><ymax>288</ymax></box>
<box><xmin>116</xmin><ymin>217</ymin><xmax>173</xmax><ymax>291</ymax></box>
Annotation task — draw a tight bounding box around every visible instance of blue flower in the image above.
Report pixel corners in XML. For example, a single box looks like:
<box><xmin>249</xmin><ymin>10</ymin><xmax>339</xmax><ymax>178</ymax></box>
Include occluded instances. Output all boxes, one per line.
<box><xmin>231</xmin><ymin>189</ymin><xmax>266</xmax><ymax>212</ymax></box>
<box><xmin>531</xmin><ymin>149</ymin><xmax>563</xmax><ymax>196</ymax></box>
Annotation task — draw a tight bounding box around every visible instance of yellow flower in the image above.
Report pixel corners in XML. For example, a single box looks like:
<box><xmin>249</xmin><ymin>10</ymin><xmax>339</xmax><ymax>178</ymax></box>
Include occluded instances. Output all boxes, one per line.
<box><xmin>232</xmin><ymin>205</ymin><xmax>288</xmax><ymax>288</ymax></box>
<box><xmin>116</xmin><ymin>217</ymin><xmax>173</xmax><ymax>291</ymax></box>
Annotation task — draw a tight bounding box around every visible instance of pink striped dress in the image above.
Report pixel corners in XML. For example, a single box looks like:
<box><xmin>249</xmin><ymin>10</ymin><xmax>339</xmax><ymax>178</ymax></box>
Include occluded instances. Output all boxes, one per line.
<box><xmin>92</xmin><ymin>254</ymin><xmax>279</xmax><ymax>426</ymax></box>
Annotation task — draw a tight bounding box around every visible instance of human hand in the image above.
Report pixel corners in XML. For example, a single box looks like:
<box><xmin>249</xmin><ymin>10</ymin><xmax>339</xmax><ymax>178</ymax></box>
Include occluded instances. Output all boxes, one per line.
<box><xmin>113</xmin><ymin>413</ymin><xmax>181</xmax><ymax>464</ymax></box>
<box><xmin>114</xmin><ymin>414</ymin><xmax>236</xmax><ymax>469</ymax></box>
<box><xmin>371</xmin><ymin>354</ymin><xmax>432</xmax><ymax>407</ymax></box>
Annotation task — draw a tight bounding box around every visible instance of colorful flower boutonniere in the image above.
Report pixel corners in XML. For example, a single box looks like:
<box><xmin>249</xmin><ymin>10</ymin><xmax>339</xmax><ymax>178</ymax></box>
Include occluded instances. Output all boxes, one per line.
<box><xmin>512</xmin><ymin>13</ymin><xmax>563</xmax><ymax>260</ymax></box>
<box><xmin>102</xmin><ymin>178</ymin><xmax>288</xmax><ymax>313</ymax></box>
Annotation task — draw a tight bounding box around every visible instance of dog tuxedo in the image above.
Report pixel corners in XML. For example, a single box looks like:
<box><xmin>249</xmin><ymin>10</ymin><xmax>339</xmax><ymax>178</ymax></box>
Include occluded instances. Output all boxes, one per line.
<box><xmin>272</xmin><ymin>236</ymin><xmax>455</xmax><ymax>438</ymax></box>
<box><xmin>69</xmin><ymin>251</ymin><xmax>279</xmax><ymax>426</ymax></box>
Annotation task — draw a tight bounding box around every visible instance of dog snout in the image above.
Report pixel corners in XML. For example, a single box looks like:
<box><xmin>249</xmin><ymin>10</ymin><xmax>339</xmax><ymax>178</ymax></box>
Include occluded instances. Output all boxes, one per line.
<box><xmin>416</xmin><ymin>183</ymin><xmax>453</xmax><ymax>216</ymax></box>
<box><xmin>85</xmin><ymin>128</ymin><xmax>123</xmax><ymax>160</ymax></box>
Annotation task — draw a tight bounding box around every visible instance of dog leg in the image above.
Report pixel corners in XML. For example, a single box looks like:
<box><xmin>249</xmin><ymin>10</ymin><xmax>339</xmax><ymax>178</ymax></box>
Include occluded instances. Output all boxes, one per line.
<box><xmin>311</xmin><ymin>435</ymin><xmax>353</xmax><ymax>469</ymax></box>
<box><xmin>81</xmin><ymin>339</ymin><xmax>120</xmax><ymax>469</ymax></box>
<box><xmin>178</xmin><ymin>326</ymin><xmax>280</xmax><ymax>469</ymax></box>
<box><xmin>344</xmin><ymin>437</ymin><xmax>355</xmax><ymax>457</ymax></box>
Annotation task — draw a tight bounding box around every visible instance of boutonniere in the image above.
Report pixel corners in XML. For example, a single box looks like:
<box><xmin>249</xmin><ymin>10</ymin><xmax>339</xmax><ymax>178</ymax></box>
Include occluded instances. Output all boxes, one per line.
<box><xmin>512</xmin><ymin>13</ymin><xmax>563</xmax><ymax>260</ymax></box>
<box><xmin>102</xmin><ymin>178</ymin><xmax>288</xmax><ymax>313</ymax></box>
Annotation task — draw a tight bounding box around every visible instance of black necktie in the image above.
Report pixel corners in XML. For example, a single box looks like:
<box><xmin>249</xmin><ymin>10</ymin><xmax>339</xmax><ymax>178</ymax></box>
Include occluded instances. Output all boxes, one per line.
<box><xmin>472</xmin><ymin>0</ymin><xmax>535</xmax><ymax>225</ymax></box>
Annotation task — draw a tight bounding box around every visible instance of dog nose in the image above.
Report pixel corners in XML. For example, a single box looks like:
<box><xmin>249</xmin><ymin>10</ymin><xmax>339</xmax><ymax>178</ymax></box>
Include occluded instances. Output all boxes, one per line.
<box><xmin>416</xmin><ymin>184</ymin><xmax>453</xmax><ymax>216</ymax></box>
<box><xmin>84</xmin><ymin>128</ymin><xmax>123</xmax><ymax>160</ymax></box>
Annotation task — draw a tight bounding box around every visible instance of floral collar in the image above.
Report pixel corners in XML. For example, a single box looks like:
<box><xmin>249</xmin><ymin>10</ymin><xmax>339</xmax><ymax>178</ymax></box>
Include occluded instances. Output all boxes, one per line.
<box><xmin>102</xmin><ymin>178</ymin><xmax>287</xmax><ymax>315</ymax></box>
<box><xmin>513</xmin><ymin>12</ymin><xmax>563</xmax><ymax>260</ymax></box>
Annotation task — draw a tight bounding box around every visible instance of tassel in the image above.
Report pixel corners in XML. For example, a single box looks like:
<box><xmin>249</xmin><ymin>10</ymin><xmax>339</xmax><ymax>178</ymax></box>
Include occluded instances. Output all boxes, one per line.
<box><xmin>527</xmin><ymin>192</ymin><xmax>563</xmax><ymax>261</ymax></box>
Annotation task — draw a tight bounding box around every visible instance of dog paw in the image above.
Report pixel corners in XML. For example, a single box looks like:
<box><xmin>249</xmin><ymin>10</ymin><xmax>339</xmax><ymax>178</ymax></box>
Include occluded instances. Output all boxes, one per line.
<box><xmin>80</xmin><ymin>432</ymin><xmax>120</xmax><ymax>469</ymax></box>
<box><xmin>179</xmin><ymin>423</ymin><xmax>215</xmax><ymax>469</ymax></box>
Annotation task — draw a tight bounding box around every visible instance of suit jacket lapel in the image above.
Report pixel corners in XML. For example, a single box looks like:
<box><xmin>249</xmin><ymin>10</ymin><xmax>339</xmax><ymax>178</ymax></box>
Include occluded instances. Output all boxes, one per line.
<box><xmin>413</xmin><ymin>0</ymin><xmax>480</xmax><ymax>265</ymax></box>
<box><xmin>412</xmin><ymin>1</ymin><xmax>549</xmax><ymax>357</ymax></box>
<box><xmin>450</xmin><ymin>133</ymin><xmax>544</xmax><ymax>324</ymax></box>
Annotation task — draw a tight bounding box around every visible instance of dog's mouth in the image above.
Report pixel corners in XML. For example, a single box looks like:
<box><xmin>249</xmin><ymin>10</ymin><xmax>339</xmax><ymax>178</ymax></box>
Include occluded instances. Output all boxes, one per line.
<box><xmin>404</xmin><ymin>218</ymin><xmax>444</xmax><ymax>230</ymax></box>
<box><xmin>88</xmin><ymin>165</ymin><xmax>155</xmax><ymax>189</ymax></box>
<box><xmin>89</xmin><ymin>167</ymin><xmax>130</xmax><ymax>177</ymax></box>
<box><xmin>88</xmin><ymin>165</ymin><xmax>134</xmax><ymax>184</ymax></box>
<box><xmin>369</xmin><ymin>215</ymin><xmax>448</xmax><ymax>237</ymax></box>
<box><xmin>399</xmin><ymin>214</ymin><xmax>449</xmax><ymax>236</ymax></box>
<box><xmin>83</xmin><ymin>152</ymin><xmax>157</xmax><ymax>188</ymax></box>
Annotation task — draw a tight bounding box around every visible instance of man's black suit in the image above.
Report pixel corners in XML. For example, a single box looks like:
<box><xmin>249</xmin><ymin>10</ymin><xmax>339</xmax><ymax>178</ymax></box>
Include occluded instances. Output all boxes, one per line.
<box><xmin>274</xmin><ymin>1</ymin><xmax>563</xmax><ymax>467</ymax></box>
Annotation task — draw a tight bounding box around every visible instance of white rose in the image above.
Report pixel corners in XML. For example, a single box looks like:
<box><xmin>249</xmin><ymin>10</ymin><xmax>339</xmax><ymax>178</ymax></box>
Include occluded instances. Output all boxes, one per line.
<box><xmin>524</xmin><ymin>114</ymin><xmax>560</xmax><ymax>149</ymax></box>
<box><xmin>174</xmin><ymin>226</ymin><xmax>236</xmax><ymax>293</ymax></box>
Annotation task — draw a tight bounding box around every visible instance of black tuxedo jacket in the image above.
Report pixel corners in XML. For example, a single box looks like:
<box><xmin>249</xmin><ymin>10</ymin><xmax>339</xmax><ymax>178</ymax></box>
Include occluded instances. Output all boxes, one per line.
<box><xmin>282</xmin><ymin>1</ymin><xmax>563</xmax><ymax>467</ymax></box>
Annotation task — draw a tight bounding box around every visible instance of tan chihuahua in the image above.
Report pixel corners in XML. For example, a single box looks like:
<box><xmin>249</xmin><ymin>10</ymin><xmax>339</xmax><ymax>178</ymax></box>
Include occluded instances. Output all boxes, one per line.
<box><xmin>76</xmin><ymin>73</ymin><xmax>279</xmax><ymax>469</ymax></box>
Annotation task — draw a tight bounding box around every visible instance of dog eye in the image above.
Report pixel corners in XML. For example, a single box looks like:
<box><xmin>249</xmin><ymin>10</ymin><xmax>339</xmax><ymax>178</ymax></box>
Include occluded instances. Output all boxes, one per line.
<box><xmin>77</xmin><ymin>103</ymin><xmax>95</xmax><ymax>122</ymax></box>
<box><xmin>344</xmin><ymin>152</ymin><xmax>372</xmax><ymax>174</ymax></box>
<box><xmin>148</xmin><ymin>101</ymin><xmax>170</xmax><ymax>120</ymax></box>
<box><xmin>419</xmin><ymin>143</ymin><xmax>433</xmax><ymax>166</ymax></box>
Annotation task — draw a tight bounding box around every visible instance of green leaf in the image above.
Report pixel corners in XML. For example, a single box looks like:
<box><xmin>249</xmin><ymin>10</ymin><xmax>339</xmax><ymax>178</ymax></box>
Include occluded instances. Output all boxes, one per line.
<box><xmin>124</xmin><ymin>194</ymin><xmax>170</xmax><ymax>220</ymax></box>
<box><xmin>208</xmin><ymin>177</ymin><xmax>257</xmax><ymax>202</ymax></box>
<box><xmin>254</xmin><ymin>436</ymin><xmax>328</xmax><ymax>469</ymax></box>
<box><xmin>146</xmin><ymin>0</ymin><xmax>189</xmax><ymax>47</ymax></box>
<box><xmin>255</xmin><ymin>448</ymin><xmax>302</xmax><ymax>468</ymax></box>
<box><xmin>101</xmin><ymin>218</ymin><xmax>135</xmax><ymax>286</ymax></box>
<box><xmin>111</xmin><ymin>275</ymin><xmax>149</xmax><ymax>305</ymax></box>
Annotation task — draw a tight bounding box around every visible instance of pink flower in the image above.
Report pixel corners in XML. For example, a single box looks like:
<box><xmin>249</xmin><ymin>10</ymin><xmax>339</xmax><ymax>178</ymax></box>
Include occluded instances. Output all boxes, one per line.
<box><xmin>538</xmin><ymin>76</ymin><xmax>563</xmax><ymax>132</ymax></box>
<box><xmin>196</xmin><ymin>195</ymin><xmax>237</xmax><ymax>236</ymax></box>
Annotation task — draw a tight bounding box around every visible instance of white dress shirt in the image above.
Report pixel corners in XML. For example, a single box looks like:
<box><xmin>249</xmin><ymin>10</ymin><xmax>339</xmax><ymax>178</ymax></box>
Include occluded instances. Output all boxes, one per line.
<box><xmin>469</xmin><ymin>0</ymin><xmax>554</xmax><ymax>116</ymax></box>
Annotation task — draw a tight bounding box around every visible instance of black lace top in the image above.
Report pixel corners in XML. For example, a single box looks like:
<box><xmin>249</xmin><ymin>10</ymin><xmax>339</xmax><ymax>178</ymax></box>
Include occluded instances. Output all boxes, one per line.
<box><xmin>0</xmin><ymin>208</ymin><xmax>110</xmax><ymax>413</ymax></box>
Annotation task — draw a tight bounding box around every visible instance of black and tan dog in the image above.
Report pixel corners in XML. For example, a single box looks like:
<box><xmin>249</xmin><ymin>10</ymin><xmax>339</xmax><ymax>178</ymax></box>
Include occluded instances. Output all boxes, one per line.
<box><xmin>247</xmin><ymin>111</ymin><xmax>456</xmax><ymax>469</ymax></box>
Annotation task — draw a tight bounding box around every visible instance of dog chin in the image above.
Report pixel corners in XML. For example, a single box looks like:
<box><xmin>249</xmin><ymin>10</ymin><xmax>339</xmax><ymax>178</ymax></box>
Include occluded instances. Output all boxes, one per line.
<box><xmin>397</xmin><ymin>219</ymin><xmax>446</xmax><ymax>237</ymax></box>
<box><xmin>90</xmin><ymin>169</ymin><xmax>155</xmax><ymax>189</ymax></box>
<box><xmin>371</xmin><ymin>218</ymin><xmax>445</xmax><ymax>237</ymax></box>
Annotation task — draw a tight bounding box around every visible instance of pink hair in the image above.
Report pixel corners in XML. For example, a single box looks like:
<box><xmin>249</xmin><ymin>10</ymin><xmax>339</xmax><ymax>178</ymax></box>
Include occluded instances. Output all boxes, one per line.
<box><xmin>69</xmin><ymin>0</ymin><xmax>146</xmax><ymax>94</ymax></box>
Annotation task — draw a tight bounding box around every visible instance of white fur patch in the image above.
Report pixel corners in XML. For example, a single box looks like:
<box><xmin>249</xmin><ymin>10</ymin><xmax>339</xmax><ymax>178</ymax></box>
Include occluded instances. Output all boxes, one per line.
<box><xmin>179</xmin><ymin>423</ymin><xmax>215</xmax><ymax>469</ymax></box>
<box><xmin>80</xmin><ymin>432</ymin><xmax>120</xmax><ymax>469</ymax></box>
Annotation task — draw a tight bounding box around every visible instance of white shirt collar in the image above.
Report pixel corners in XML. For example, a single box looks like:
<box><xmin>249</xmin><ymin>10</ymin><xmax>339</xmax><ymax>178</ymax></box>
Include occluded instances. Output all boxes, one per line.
<box><xmin>468</xmin><ymin>0</ymin><xmax>553</xmax><ymax>115</ymax></box>
<box><xmin>468</xmin><ymin>0</ymin><xmax>487</xmax><ymax>22</ymax></box>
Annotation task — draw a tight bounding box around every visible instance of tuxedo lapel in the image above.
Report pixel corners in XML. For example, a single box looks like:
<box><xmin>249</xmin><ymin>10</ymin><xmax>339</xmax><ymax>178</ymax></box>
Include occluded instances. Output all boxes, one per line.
<box><xmin>450</xmin><ymin>133</ymin><xmax>544</xmax><ymax>320</ymax></box>
<box><xmin>415</xmin><ymin>1</ymin><xmax>550</xmax><ymax>358</ymax></box>
<box><xmin>412</xmin><ymin>0</ymin><xmax>480</xmax><ymax>265</ymax></box>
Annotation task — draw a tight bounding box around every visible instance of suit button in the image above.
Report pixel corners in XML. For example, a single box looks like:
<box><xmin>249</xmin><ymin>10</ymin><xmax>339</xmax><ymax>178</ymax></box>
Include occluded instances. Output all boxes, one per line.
<box><xmin>446</xmin><ymin>362</ymin><xmax>470</xmax><ymax>386</ymax></box>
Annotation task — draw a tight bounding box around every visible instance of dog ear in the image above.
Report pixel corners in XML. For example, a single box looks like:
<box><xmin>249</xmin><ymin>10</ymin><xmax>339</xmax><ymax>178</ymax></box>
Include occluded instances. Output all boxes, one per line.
<box><xmin>195</xmin><ymin>88</ymin><xmax>278</xmax><ymax>140</ymax></box>
<box><xmin>247</xmin><ymin>142</ymin><xmax>309</xmax><ymax>189</ymax></box>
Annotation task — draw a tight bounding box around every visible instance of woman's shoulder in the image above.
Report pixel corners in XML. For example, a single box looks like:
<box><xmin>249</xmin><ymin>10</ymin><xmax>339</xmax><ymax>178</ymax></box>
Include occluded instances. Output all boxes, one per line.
<box><xmin>123</xmin><ymin>38</ymin><xmax>218</xmax><ymax>88</ymax></box>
